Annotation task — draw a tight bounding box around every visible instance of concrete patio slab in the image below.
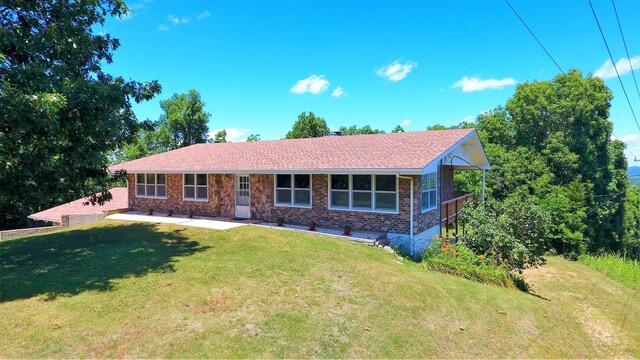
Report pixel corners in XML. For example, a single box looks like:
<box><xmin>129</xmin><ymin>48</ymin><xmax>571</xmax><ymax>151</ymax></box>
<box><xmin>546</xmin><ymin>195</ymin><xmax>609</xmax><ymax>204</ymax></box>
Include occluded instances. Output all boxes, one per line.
<box><xmin>105</xmin><ymin>212</ymin><xmax>247</xmax><ymax>230</ymax></box>
<box><xmin>105</xmin><ymin>211</ymin><xmax>382</xmax><ymax>244</ymax></box>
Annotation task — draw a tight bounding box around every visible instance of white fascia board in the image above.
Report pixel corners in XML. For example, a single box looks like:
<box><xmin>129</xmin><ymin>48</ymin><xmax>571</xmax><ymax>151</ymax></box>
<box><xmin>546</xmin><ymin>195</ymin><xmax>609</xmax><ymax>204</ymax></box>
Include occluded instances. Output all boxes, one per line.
<box><xmin>422</xmin><ymin>130</ymin><xmax>490</xmax><ymax>173</ymax></box>
<box><xmin>125</xmin><ymin>168</ymin><xmax>423</xmax><ymax>175</ymax></box>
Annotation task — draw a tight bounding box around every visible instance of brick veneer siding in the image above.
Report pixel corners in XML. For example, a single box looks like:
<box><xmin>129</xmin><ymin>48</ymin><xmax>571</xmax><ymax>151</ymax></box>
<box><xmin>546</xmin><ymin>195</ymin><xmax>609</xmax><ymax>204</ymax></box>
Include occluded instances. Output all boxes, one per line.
<box><xmin>127</xmin><ymin>167</ymin><xmax>455</xmax><ymax>235</ymax></box>
<box><xmin>440</xmin><ymin>165</ymin><xmax>455</xmax><ymax>202</ymax></box>
<box><xmin>128</xmin><ymin>173</ymin><xmax>235</xmax><ymax>217</ymax></box>
<box><xmin>251</xmin><ymin>174</ymin><xmax>440</xmax><ymax>234</ymax></box>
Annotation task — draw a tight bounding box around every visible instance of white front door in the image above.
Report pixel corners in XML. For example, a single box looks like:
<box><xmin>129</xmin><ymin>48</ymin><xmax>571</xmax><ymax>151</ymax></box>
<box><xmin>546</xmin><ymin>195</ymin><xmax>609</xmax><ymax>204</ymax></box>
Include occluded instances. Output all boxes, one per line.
<box><xmin>235</xmin><ymin>175</ymin><xmax>251</xmax><ymax>218</ymax></box>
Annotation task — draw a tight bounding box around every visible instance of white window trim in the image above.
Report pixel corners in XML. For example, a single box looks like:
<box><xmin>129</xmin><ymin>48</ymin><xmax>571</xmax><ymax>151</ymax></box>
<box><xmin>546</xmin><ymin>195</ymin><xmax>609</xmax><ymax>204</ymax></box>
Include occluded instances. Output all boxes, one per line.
<box><xmin>273</xmin><ymin>174</ymin><xmax>313</xmax><ymax>208</ymax></box>
<box><xmin>421</xmin><ymin>172</ymin><xmax>438</xmax><ymax>213</ymax></box>
<box><xmin>183</xmin><ymin>173</ymin><xmax>209</xmax><ymax>202</ymax></box>
<box><xmin>135</xmin><ymin>173</ymin><xmax>167</xmax><ymax>199</ymax></box>
<box><xmin>328</xmin><ymin>174</ymin><xmax>399</xmax><ymax>214</ymax></box>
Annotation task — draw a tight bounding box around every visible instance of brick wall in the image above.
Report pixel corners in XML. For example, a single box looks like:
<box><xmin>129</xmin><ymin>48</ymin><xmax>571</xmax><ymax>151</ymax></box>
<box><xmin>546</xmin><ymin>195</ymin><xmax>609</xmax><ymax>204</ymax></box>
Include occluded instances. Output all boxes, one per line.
<box><xmin>440</xmin><ymin>165</ymin><xmax>455</xmax><ymax>202</ymax></box>
<box><xmin>127</xmin><ymin>167</ymin><xmax>455</xmax><ymax>235</ymax></box>
<box><xmin>250</xmin><ymin>174</ymin><xmax>440</xmax><ymax>234</ymax></box>
<box><xmin>0</xmin><ymin>226</ymin><xmax>60</xmax><ymax>241</ymax></box>
<box><xmin>128</xmin><ymin>173</ymin><xmax>235</xmax><ymax>217</ymax></box>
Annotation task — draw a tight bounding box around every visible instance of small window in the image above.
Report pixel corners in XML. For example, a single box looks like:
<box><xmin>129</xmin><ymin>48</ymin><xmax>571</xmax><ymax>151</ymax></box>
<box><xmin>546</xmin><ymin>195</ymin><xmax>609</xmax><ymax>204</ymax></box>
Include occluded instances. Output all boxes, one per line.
<box><xmin>330</xmin><ymin>175</ymin><xmax>350</xmax><ymax>208</ymax></box>
<box><xmin>351</xmin><ymin>175</ymin><xmax>372</xmax><ymax>209</ymax></box>
<box><xmin>184</xmin><ymin>174</ymin><xmax>208</xmax><ymax>201</ymax></box>
<box><xmin>275</xmin><ymin>174</ymin><xmax>311</xmax><ymax>207</ymax></box>
<box><xmin>421</xmin><ymin>173</ymin><xmax>437</xmax><ymax>212</ymax></box>
<box><xmin>375</xmin><ymin>175</ymin><xmax>397</xmax><ymax>211</ymax></box>
<box><xmin>136</xmin><ymin>174</ymin><xmax>145</xmax><ymax>196</ymax></box>
<box><xmin>135</xmin><ymin>173</ymin><xmax>167</xmax><ymax>198</ymax></box>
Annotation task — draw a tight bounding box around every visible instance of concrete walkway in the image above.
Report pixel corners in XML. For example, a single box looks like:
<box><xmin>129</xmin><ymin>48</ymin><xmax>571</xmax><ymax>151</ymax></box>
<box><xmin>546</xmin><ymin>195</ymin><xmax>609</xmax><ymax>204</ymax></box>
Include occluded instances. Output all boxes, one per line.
<box><xmin>106</xmin><ymin>212</ymin><xmax>247</xmax><ymax>230</ymax></box>
<box><xmin>105</xmin><ymin>212</ymin><xmax>381</xmax><ymax>244</ymax></box>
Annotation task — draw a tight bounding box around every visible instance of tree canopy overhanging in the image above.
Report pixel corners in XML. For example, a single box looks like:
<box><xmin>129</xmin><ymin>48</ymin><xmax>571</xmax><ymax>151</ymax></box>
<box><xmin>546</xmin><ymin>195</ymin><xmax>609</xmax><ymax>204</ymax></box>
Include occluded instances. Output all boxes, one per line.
<box><xmin>0</xmin><ymin>0</ymin><xmax>161</xmax><ymax>229</ymax></box>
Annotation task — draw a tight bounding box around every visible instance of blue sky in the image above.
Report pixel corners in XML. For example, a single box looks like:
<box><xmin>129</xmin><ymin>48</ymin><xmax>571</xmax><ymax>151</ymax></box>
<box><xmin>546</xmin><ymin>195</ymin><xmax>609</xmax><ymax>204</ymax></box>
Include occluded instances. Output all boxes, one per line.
<box><xmin>103</xmin><ymin>0</ymin><xmax>640</xmax><ymax>159</ymax></box>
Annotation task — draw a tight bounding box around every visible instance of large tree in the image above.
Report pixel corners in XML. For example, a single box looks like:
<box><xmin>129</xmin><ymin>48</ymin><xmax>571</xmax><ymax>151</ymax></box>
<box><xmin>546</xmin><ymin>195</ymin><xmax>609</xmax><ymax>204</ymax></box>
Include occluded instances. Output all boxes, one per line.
<box><xmin>456</xmin><ymin>70</ymin><xmax>625</xmax><ymax>255</ymax></box>
<box><xmin>0</xmin><ymin>0</ymin><xmax>161</xmax><ymax>229</ymax></box>
<box><xmin>159</xmin><ymin>89</ymin><xmax>209</xmax><ymax>148</ymax></box>
<box><xmin>285</xmin><ymin>112</ymin><xmax>330</xmax><ymax>139</ymax></box>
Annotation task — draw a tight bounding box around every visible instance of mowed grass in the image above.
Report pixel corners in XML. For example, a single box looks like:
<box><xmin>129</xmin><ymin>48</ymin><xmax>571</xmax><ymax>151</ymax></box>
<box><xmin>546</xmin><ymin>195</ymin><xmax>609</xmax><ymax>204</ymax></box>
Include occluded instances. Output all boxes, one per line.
<box><xmin>1</xmin><ymin>221</ymin><xmax>639</xmax><ymax>358</ymax></box>
<box><xmin>579</xmin><ymin>254</ymin><xmax>640</xmax><ymax>289</ymax></box>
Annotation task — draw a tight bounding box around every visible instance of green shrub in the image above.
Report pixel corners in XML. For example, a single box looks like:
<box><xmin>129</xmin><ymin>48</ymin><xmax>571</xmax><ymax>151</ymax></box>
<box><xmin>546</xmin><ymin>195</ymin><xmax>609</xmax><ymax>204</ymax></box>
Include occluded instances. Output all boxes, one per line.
<box><xmin>422</xmin><ymin>239</ymin><xmax>514</xmax><ymax>288</ymax></box>
<box><xmin>459</xmin><ymin>197</ymin><xmax>549</xmax><ymax>273</ymax></box>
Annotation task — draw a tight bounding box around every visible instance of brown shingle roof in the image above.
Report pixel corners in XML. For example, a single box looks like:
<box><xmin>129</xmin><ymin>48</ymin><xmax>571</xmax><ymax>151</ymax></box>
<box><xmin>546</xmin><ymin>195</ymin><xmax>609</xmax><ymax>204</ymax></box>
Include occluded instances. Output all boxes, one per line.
<box><xmin>29</xmin><ymin>187</ymin><xmax>129</xmax><ymax>223</ymax></box>
<box><xmin>109</xmin><ymin>129</ymin><xmax>475</xmax><ymax>173</ymax></box>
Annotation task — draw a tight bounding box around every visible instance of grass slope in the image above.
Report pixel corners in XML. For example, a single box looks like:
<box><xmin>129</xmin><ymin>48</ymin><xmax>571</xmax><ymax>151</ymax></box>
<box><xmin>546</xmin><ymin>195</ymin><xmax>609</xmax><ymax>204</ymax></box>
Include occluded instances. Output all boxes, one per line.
<box><xmin>579</xmin><ymin>254</ymin><xmax>640</xmax><ymax>289</ymax></box>
<box><xmin>1</xmin><ymin>221</ymin><xmax>638</xmax><ymax>358</ymax></box>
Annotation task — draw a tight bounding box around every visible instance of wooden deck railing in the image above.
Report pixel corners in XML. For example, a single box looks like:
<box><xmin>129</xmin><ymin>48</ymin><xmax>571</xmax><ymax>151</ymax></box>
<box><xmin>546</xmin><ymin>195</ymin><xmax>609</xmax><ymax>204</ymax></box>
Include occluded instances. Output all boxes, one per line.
<box><xmin>440</xmin><ymin>192</ymin><xmax>476</xmax><ymax>237</ymax></box>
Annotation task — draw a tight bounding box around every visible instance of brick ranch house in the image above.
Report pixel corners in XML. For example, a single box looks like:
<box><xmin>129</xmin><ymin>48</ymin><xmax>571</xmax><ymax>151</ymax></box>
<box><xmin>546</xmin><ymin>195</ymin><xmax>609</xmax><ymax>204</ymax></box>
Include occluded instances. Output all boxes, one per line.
<box><xmin>110</xmin><ymin>129</ymin><xmax>490</xmax><ymax>254</ymax></box>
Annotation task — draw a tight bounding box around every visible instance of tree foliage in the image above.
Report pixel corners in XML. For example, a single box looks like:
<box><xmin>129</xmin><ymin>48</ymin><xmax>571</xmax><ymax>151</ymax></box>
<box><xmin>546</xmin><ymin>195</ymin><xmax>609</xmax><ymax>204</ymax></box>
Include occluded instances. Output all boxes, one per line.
<box><xmin>456</xmin><ymin>70</ymin><xmax>629</xmax><ymax>258</ymax></box>
<box><xmin>246</xmin><ymin>134</ymin><xmax>261</xmax><ymax>142</ymax></box>
<box><xmin>392</xmin><ymin>125</ymin><xmax>405</xmax><ymax>133</ymax></box>
<box><xmin>112</xmin><ymin>90</ymin><xmax>210</xmax><ymax>163</ymax></box>
<box><xmin>339</xmin><ymin>125</ymin><xmax>385</xmax><ymax>135</ymax></box>
<box><xmin>285</xmin><ymin>112</ymin><xmax>330</xmax><ymax>139</ymax></box>
<box><xmin>212</xmin><ymin>129</ymin><xmax>227</xmax><ymax>143</ymax></box>
<box><xmin>0</xmin><ymin>0</ymin><xmax>160</xmax><ymax>229</ymax></box>
<box><xmin>159</xmin><ymin>89</ymin><xmax>209</xmax><ymax>148</ymax></box>
<box><xmin>460</xmin><ymin>198</ymin><xmax>549</xmax><ymax>272</ymax></box>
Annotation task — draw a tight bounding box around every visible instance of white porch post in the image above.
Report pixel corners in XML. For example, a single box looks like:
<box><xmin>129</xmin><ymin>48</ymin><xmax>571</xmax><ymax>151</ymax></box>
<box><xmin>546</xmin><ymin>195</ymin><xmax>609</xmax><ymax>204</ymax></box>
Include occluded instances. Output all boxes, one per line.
<box><xmin>481</xmin><ymin>169</ymin><xmax>486</xmax><ymax>203</ymax></box>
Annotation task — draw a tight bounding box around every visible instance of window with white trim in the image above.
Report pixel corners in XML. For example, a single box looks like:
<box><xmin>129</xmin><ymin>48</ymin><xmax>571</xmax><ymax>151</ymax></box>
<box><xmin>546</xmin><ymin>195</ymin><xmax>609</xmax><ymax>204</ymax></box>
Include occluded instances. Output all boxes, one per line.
<box><xmin>421</xmin><ymin>173</ymin><xmax>437</xmax><ymax>212</ymax></box>
<box><xmin>275</xmin><ymin>174</ymin><xmax>311</xmax><ymax>207</ymax></box>
<box><xmin>374</xmin><ymin>175</ymin><xmax>397</xmax><ymax>211</ymax></box>
<box><xmin>135</xmin><ymin>173</ymin><xmax>166</xmax><ymax>198</ymax></box>
<box><xmin>330</xmin><ymin>175</ymin><xmax>349</xmax><ymax>208</ymax></box>
<box><xmin>184</xmin><ymin>174</ymin><xmax>208</xmax><ymax>201</ymax></box>
<box><xmin>329</xmin><ymin>175</ymin><xmax>397</xmax><ymax>212</ymax></box>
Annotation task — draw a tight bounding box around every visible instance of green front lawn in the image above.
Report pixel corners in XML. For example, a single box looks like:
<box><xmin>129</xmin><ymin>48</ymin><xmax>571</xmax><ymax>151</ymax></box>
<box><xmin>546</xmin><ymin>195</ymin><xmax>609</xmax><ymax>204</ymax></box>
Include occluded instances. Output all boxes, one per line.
<box><xmin>1</xmin><ymin>221</ymin><xmax>638</xmax><ymax>358</ymax></box>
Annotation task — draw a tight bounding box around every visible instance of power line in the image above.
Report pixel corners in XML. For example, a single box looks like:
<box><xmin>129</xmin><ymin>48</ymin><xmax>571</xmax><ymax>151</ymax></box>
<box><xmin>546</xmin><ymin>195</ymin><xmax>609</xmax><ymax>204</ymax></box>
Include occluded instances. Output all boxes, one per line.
<box><xmin>611</xmin><ymin>133</ymin><xmax>638</xmax><ymax>162</ymax></box>
<box><xmin>588</xmin><ymin>0</ymin><xmax>640</xmax><ymax>135</ymax></box>
<box><xmin>503</xmin><ymin>0</ymin><xmax>564</xmax><ymax>74</ymax></box>
<box><xmin>611</xmin><ymin>0</ymin><xmax>640</xmax><ymax>102</ymax></box>
<box><xmin>503</xmin><ymin>0</ymin><xmax>637</xmax><ymax>162</ymax></box>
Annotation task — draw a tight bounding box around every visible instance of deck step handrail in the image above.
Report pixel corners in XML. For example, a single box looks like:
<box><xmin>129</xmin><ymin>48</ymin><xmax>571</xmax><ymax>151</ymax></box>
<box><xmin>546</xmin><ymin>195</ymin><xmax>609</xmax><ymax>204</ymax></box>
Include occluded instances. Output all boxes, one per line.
<box><xmin>440</xmin><ymin>192</ymin><xmax>476</xmax><ymax>237</ymax></box>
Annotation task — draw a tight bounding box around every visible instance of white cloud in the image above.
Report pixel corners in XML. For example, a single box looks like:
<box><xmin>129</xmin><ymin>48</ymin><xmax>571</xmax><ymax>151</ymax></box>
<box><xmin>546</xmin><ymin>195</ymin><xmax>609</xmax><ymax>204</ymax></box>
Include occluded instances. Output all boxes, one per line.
<box><xmin>400</xmin><ymin>119</ymin><xmax>411</xmax><ymax>126</ymax></box>
<box><xmin>131</xmin><ymin>0</ymin><xmax>153</xmax><ymax>10</ymax></box>
<box><xmin>452</xmin><ymin>76</ymin><xmax>517</xmax><ymax>92</ymax></box>
<box><xmin>197</xmin><ymin>10</ymin><xmax>211</xmax><ymax>20</ymax></box>
<box><xmin>376</xmin><ymin>60</ymin><xmax>417</xmax><ymax>82</ymax></box>
<box><xmin>209</xmin><ymin>128</ymin><xmax>251</xmax><ymax>142</ymax></box>
<box><xmin>290</xmin><ymin>75</ymin><xmax>330</xmax><ymax>95</ymax></box>
<box><xmin>594</xmin><ymin>56</ymin><xmax>640</xmax><ymax>80</ymax></box>
<box><xmin>613</xmin><ymin>133</ymin><xmax>640</xmax><ymax>161</ymax></box>
<box><xmin>168</xmin><ymin>15</ymin><xmax>190</xmax><ymax>25</ymax></box>
<box><xmin>331</xmin><ymin>86</ymin><xmax>345</xmax><ymax>97</ymax></box>
<box><xmin>157</xmin><ymin>24</ymin><xmax>169</xmax><ymax>31</ymax></box>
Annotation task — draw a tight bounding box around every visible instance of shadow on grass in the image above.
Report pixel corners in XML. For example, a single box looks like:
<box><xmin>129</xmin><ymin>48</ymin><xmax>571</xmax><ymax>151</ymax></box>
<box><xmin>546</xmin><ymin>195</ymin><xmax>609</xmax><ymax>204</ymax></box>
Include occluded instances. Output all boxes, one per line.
<box><xmin>0</xmin><ymin>222</ymin><xmax>209</xmax><ymax>302</ymax></box>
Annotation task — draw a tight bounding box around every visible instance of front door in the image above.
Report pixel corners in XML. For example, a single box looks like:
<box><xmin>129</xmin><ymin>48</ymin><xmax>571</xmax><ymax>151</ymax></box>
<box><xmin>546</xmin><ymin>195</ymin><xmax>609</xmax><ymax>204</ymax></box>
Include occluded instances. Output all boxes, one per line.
<box><xmin>235</xmin><ymin>175</ymin><xmax>251</xmax><ymax>218</ymax></box>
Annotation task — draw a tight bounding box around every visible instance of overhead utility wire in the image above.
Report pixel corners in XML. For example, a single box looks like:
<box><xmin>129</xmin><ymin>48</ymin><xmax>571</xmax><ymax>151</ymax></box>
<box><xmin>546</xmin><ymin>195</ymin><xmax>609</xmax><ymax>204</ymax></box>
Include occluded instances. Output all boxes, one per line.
<box><xmin>503</xmin><ymin>0</ymin><xmax>637</xmax><ymax>160</ymax></box>
<box><xmin>503</xmin><ymin>0</ymin><xmax>564</xmax><ymax>74</ymax></box>
<box><xmin>611</xmin><ymin>0</ymin><xmax>640</xmax><ymax>102</ymax></box>
<box><xmin>588</xmin><ymin>0</ymin><xmax>640</xmax><ymax>135</ymax></box>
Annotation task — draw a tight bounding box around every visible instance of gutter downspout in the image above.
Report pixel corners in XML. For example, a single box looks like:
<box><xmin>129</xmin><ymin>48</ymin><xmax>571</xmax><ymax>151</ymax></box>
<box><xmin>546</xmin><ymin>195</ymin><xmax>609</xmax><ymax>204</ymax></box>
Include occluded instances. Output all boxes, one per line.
<box><xmin>482</xmin><ymin>169</ymin><xmax>486</xmax><ymax>203</ymax></box>
<box><xmin>398</xmin><ymin>175</ymin><xmax>414</xmax><ymax>255</ymax></box>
